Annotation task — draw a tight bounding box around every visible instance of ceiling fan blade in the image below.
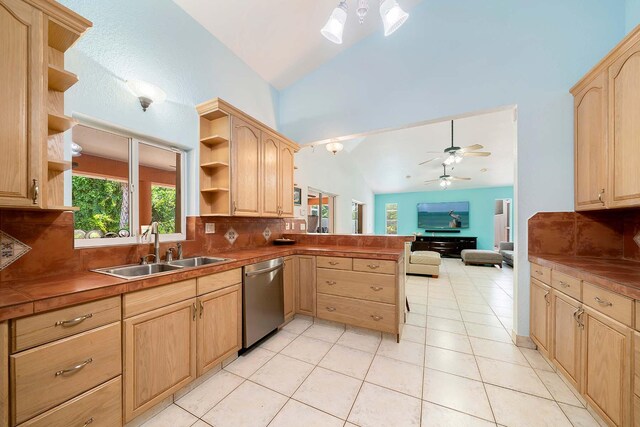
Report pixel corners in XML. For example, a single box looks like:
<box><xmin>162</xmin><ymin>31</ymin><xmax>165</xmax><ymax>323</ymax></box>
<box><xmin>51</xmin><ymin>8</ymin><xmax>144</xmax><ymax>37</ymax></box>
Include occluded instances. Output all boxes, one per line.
<box><xmin>419</xmin><ymin>157</ymin><xmax>441</xmax><ymax>165</ymax></box>
<box><xmin>462</xmin><ymin>151</ymin><xmax>491</xmax><ymax>157</ymax></box>
<box><xmin>424</xmin><ymin>179</ymin><xmax>440</xmax><ymax>184</ymax></box>
<box><xmin>459</xmin><ymin>144</ymin><xmax>483</xmax><ymax>153</ymax></box>
<box><xmin>450</xmin><ymin>176</ymin><xmax>472</xmax><ymax>181</ymax></box>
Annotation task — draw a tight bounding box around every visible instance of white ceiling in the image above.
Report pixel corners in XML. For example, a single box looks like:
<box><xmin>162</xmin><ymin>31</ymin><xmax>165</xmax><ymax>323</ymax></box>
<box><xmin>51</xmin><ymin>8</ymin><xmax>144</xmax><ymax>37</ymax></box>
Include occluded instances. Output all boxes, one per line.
<box><xmin>172</xmin><ymin>0</ymin><xmax>423</xmax><ymax>89</ymax></box>
<box><xmin>332</xmin><ymin>108</ymin><xmax>517</xmax><ymax>193</ymax></box>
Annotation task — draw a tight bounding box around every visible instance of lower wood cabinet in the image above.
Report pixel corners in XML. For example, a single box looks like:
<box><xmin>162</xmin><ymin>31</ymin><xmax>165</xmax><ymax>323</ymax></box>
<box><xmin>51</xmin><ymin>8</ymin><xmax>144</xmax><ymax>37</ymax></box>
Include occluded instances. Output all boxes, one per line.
<box><xmin>530</xmin><ymin>278</ymin><xmax>551</xmax><ymax>356</ymax></box>
<box><xmin>124</xmin><ymin>299</ymin><xmax>197</xmax><ymax>422</ymax></box>
<box><xmin>295</xmin><ymin>256</ymin><xmax>316</xmax><ymax>316</ymax></box>
<box><xmin>283</xmin><ymin>256</ymin><xmax>295</xmax><ymax>322</ymax></box>
<box><xmin>196</xmin><ymin>285</ymin><xmax>241</xmax><ymax>376</ymax></box>
<box><xmin>550</xmin><ymin>290</ymin><xmax>583</xmax><ymax>390</ymax></box>
<box><xmin>582</xmin><ymin>306</ymin><xmax>632</xmax><ymax>427</ymax></box>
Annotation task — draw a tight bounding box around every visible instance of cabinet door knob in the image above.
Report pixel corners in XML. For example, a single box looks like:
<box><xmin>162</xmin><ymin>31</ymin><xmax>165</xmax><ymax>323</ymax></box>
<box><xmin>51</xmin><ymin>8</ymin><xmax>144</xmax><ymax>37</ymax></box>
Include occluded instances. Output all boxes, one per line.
<box><xmin>55</xmin><ymin>358</ymin><xmax>93</xmax><ymax>376</ymax></box>
<box><xmin>32</xmin><ymin>179</ymin><xmax>39</xmax><ymax>204</ymax></box>
<box><xmin>594</xmin><ymin>296</ymin><xmax>612</xmax><ymax>307</ymax></box>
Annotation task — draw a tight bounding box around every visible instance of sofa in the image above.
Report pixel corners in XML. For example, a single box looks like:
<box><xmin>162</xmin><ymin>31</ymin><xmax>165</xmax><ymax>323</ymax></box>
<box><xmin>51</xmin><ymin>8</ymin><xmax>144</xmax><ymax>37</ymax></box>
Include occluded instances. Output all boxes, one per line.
<box><xmin>499</xmin><ymin>241</ymin><xmax>514</xmax><ymax>267</ymax></box>
<box><xmin>404</xmin><ymin>242</ymin><xmax>441</xmax><ymax>277</ymax></box>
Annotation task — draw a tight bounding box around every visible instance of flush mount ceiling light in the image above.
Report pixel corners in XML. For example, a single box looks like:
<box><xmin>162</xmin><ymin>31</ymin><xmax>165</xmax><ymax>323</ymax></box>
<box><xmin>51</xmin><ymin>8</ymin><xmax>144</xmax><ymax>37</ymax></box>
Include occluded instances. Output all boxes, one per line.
<box><xmin>321</xmin><ymin>0</ymin><xmax>409</xmax><ymax>44</ymax></box>
<box><xmin>126</xmin><ymin>80</ymin><xmax>167</xmax><ymax>112</ymax></box>
<box><xmin>71</xmin><ymin>142</ymin><xmax>83</xmax><ymax>157</ymax></box>
<box><xmin>326</xmin><ymin>142</ymin><xmax>344</xmax><ymax>154</ymax></box>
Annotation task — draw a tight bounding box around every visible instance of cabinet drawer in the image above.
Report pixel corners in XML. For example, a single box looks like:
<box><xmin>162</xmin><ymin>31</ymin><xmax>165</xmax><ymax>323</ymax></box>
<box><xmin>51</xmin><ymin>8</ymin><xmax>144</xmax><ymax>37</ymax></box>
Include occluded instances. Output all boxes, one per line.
<box><xmin>197</xmin><ymin>268</ymin><xmax>242</xmax><ymax>295</ymax></box>
<box><xmin>124</xmin><ymin>279</ymin><xmax>196</xmax><ymax>318</ymax></box>
<box><xmin>530</xmin><ymin>263</ymin><xmax>551</xmax><ymax>284</ymax></box>
<box><xmin>551</xmin><ymin>271</ymin><xmax>582</xmax><ymax>301</ymax></box>
<box><xmin>317</xmin><ymin>268</ymin><xmax>395</xmax><ymax>304</ymax></box>
<box><xmin>18</xmin><ymin>376</ymin><xmax>122</xmax><ymax>427</ymax></box>
<box><xmin>317</xmin><ymin>293</ymin><xmax>396</xmax><ymax>333</ymax></box>
<box><xmin>353</xmin><ymin>259</ymin><xmax>396</xmax><ymax>275</ymax></box>
<box><xmin>317</xmin><ymin>256</ymin><xmax>353</xmax><ymax>271</ymax></box>
<box><xmin>11</xmin><ymin>322</ymin><xmax>121</xmax><ymax>425</ymax></box>
<box><xmin>12</xmin><ymin>297</ymin><xmax>121</xmax><ymax>353</ymax></box>
<box><xmin>583</xmin><ymin>282</ymin><xmax>633</xmax><ymax>327</ymax></box>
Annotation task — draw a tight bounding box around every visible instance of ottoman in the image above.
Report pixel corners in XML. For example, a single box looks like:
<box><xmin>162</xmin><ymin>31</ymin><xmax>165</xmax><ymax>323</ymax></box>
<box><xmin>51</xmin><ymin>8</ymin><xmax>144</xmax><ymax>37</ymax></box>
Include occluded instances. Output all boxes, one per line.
<box><xmin>461</xmin><ymin>249</ymin><xmax>503</xmax><ymax>268</ymax></box>
<box><xmin>404</xmin><ymin>242</ymin><xmax>441</xmax><ymax>277</ymax></box>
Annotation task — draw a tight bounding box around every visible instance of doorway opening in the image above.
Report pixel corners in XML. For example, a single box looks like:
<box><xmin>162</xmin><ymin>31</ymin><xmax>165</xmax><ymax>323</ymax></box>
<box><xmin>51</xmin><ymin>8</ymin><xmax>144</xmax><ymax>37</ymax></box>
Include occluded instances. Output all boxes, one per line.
<box><xmin>307</xmin><ymin>188</ymin><xmax>335</xmax><ymax>233</ymax></box>
<box><xmin>352</xmin><ymin>201</ymin><xmax>365</xmax><ymax>234</ymax></box>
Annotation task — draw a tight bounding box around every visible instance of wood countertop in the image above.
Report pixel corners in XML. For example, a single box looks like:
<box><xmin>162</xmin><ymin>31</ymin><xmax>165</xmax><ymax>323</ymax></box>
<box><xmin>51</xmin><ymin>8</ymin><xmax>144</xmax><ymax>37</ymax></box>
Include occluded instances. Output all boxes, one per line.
<box><xmin>529</xmin><ymin>255</ymin><xmax>640</xmax><ymax>299</ymax></box>
<box><xmin>0</xmin><ymin>245</ymin><xmax>404</xmax><ymax>321</ymax></box>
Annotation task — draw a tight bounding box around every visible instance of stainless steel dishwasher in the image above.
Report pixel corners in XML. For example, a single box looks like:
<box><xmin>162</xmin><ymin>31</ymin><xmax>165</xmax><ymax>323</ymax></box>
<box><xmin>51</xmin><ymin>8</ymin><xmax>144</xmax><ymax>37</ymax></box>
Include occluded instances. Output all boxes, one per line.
<box><xmin>243</xmin><ymin>258</ymin><xmax>284</xmax><ymax>348</ymax></box>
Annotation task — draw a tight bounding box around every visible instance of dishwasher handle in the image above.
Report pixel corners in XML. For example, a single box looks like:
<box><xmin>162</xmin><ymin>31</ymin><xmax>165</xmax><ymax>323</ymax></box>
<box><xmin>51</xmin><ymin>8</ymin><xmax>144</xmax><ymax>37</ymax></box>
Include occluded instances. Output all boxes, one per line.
<box><xmin>245</xmin><ymin>264</ymin><xmax>283</xmax><ymax>277</ymax></box>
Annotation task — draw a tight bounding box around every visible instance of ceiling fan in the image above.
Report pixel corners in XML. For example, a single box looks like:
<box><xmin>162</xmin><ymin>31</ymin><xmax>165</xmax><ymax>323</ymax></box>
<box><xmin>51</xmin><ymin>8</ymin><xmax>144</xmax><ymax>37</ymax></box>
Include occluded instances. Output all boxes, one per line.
<box><xmin>419</xmin><ymin>120</ymin><xmax>491</xmax><ymax>166</ymax></box>
<box><xmin>424</xmin><ymin>164</ymin><xmax>471</xmax><ymax>188</ymax></box>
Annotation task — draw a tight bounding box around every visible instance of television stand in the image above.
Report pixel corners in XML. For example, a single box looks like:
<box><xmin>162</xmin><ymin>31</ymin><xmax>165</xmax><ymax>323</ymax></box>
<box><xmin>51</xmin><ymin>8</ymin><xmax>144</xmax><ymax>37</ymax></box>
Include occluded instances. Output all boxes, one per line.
<box><xmin>412</xmin><ymin>236</ymin><xmax>477</xmax><ymax>258</ymax></box>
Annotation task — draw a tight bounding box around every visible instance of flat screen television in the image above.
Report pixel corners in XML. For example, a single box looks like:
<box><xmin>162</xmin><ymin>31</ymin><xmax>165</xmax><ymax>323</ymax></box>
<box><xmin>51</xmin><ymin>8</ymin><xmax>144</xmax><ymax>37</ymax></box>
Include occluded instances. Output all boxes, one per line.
<box><xmin>417</xmin><ymin>201</ymin><xmax>470</xmax><ymax>230</ymax></box>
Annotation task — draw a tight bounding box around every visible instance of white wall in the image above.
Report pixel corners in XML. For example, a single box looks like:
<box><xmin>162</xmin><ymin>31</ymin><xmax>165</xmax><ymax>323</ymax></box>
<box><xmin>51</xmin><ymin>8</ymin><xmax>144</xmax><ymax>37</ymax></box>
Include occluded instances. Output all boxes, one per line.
<box><xmin>294</xmin><ymin>148</ymin><xmax>375</xmax><ymax>234</ymax></box>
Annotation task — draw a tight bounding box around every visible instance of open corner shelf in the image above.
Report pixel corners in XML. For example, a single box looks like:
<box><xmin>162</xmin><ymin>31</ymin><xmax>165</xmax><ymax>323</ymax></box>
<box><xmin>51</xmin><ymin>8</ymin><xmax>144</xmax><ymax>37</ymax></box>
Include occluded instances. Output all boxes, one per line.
<box><xmin>48</xmin><ymin>113</ymin><xmax>76</xmax><ymax>135</ymax></box>
<box><xmin>48</xmin><ymin>159</ymin><xmax>72</xmax><ymax>172</ymax></box>
<box><xmin>201</xmin><ymin>109</ymin><xmax>229</xmax><ymax>121</ymax></box>
<box><xmin>200</xmin><ymin>161</ymin><xmax>229</xmax><ymax>170</ymax></box>
<box><xmin>48</xmin><ymin>65</ymin><xmax>78</xmax><ymax>92</ymax></box>
<box><xmin>200</xmin><ymin>135</ymin><xmax>228</xmax><ymax>145</ymax></box>
<box><xmin>201</xmin><ymin>187</ymin><xmax>230</xmax><ymax>193</ymax></box>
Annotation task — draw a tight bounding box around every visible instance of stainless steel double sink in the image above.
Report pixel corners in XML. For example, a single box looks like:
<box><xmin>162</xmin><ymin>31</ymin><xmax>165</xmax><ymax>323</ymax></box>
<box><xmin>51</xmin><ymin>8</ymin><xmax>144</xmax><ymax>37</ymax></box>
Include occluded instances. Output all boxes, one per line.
<box><xmin>93</xmin><ymin>256</ymin><xmax>232</xmax><ymax>280</ymax></box>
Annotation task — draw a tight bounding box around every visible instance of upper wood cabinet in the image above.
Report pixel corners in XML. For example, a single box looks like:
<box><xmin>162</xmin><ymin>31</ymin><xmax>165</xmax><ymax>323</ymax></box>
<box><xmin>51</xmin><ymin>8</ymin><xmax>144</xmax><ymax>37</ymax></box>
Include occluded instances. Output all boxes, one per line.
<box><xmin>571</xmin><ymin>27</ymin><xmax>640</xmax><ymax>211</ymax></box>
<box><xmin>0</xmin><ymin>0</ymin><xmax>90</xmax><ymax>210</ymax></box>
<box><xmin>197</xmin><ymin>98</ymin><xmax>299</xmax><ymax>217</ymax></box>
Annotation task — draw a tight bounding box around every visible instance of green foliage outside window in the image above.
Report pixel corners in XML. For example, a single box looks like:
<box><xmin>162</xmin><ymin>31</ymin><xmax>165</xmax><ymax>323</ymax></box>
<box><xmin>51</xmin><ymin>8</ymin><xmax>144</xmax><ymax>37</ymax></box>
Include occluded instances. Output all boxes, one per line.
<box><xmin>72</xmin><ymin>176</ymin><xmax>127</xmax><ymax>234</ymax></box>
<box><xmin>151</xmin><ymin>185</ymin><xmax>176</xmax><ymax>234</ymax></box>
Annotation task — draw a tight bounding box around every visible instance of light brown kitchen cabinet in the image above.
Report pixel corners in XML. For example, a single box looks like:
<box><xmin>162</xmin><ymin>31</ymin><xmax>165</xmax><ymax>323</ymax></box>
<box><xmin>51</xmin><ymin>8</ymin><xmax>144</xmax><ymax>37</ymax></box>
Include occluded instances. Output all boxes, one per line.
<box><xmin>197</xmin><ymin>98</ymin><xmax>299</xmax><ymax>217</ymax></box>
<box><xmin>283</xmin><ymin>256</ymin><xmax>295</xmax><ymax>322</ymax></box>
<box><xmin>550</xmin><ymin>290</ymin><xmax>583</xmax><ymax>391</ymax></box>
<box><xmin>608</xmin><ymin>39</ymin><xmax>640</xmax><ymax>208</ymax></box>
<box><xmin>574</xmin><ymin>72</ymin><xmax>608</xmax><ymax>210</ymax></box>
<box><xmin>196</xmin><ymin>284</ymin><xmax>242</xmax><ymax>376</ymax></box>
<box><xmin>124</xmin><ymin>299</ymin><xmax>197</xmax><ymax>422</ymax></box>
<box><xmin>295</xmin><ymin>256</ymin><xmax>317</xmax><ymax>316</ymax></box>
<box><xmin>0</xmin><ymin>0</ymin><xmax>90</xmax><ymax>210</ymax></box>
<box><xmin>582</xmin><ymin>306</ymin><xmax>632</xmax><ymax>427</ymax></box>
<box><xmin>571</xmin><ymin>26</ymin><xmax>640</xmax><ymax>211</ymax></box>
<box><xmin>231</xmin><ymin>116</ymin><xmax>261</xmax><ymax>216</ymax></box>
<box><xmin>530</xmin><ymin>278</ymin><xmax>551</xmax><ymax>356</ymax></box>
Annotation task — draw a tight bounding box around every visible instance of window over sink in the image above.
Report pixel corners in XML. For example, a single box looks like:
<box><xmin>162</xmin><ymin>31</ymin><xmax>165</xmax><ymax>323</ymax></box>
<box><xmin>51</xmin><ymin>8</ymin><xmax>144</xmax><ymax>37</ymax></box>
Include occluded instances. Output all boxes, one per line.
<box><xmin>71</xmin><ymin>124</ymin><xmax>185</xmax><ymax>247</ymax></box>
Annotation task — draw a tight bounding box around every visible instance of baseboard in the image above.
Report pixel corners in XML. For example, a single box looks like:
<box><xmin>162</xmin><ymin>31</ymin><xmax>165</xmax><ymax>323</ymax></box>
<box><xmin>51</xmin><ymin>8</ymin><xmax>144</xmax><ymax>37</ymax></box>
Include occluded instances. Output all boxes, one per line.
<box><xmin>511</xmin><ymin>330</ymin><xmax>537</xmax><ymax>349</ymax></box>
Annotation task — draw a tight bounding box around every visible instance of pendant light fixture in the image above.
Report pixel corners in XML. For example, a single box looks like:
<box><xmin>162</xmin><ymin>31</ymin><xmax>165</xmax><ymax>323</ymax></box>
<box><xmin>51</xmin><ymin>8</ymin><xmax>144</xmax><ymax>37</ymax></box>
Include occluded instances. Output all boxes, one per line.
<box><xmin>321</xmin><ymin>0</ymin><xmax>409</xmax><ymax>44</ymax></box>
<box><xmin>326</xmin><ymin>142</ymin><xmax>344</xmax><ymax>154</ymax></box>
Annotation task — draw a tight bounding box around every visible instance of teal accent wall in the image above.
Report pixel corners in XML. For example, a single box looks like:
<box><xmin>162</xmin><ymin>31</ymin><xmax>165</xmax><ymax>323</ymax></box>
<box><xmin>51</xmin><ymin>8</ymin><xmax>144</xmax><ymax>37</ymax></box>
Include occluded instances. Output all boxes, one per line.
<box><xmin>375</xmin><ymin>186</ymin><xmax>514</xmax><ymax>250</ymax></box>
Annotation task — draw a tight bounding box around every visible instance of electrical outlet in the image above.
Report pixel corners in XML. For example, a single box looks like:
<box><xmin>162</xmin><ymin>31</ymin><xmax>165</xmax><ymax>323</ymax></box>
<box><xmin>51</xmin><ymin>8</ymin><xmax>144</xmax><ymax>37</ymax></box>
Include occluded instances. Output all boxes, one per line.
<box><xmin>205</xmin><ymin>223</ymin><xmax>215</xmax><ymax>234</ymax></box>
<box><xmin>285</xmin><ymin>222</ymin><xmax>290</xmax><ymax>230</ymax></box>
<box><xmin>300</xmin><ymin>223</ymin><xmax>306</xmax><ymax>231</ymax></box>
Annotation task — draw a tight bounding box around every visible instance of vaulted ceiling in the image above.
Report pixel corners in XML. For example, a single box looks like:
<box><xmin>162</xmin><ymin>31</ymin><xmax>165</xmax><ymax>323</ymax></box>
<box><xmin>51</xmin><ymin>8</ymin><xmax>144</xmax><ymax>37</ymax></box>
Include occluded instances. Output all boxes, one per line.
<box><xmin>173</xmin><ymin>0</ymin><xmax>423</xmax><ymax>89</ymax></box>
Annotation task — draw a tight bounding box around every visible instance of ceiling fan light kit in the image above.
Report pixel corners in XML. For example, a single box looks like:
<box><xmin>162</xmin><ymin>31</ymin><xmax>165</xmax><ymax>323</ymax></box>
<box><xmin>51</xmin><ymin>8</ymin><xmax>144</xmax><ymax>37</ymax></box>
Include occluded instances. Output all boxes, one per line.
<box><xmin>326</xmin><ymin>141</ymin><xmax>344</xmax><ymax>154</ymax></box>
<box><xmin>321</xmin><ymin>0</ymin><xmax>409</xmax><ymax>44</ymax></box>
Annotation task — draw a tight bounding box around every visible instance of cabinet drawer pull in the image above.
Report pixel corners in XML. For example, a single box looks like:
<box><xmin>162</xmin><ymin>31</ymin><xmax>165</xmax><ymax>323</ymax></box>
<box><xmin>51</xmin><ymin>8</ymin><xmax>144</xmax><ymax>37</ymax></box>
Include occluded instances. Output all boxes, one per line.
<box><xmin>594</xmin><ymin>296</ymin><xmax>612</xmax><ymax>307</ymax></box>
<box><xmin>329</xmin><ymin>261</ymin><xmax>339</xmax><ymax>266</ymax></box>
<box><xmin>370</xmin><ymin>286</ymin><xmax>383</xmax><ymax>292</ymax></box>
<box><xmin>558</xmin><ymin>281</ymin><xmax>569</xmax><ymax>288</ymax></box>
<box><xmin>326</xmin><ymin>306</ymin><xmax>336</xmax><ymax>312</ymax></box>
<box><xmin>326</xmin><ymin>280</ymin><xmax>336</xmax><ymax>285</ymax></box>
<box><xmin>573</xmin><ymin>308</ymin><xmax>584</xmax><ymax>329</ymax></box>
<box><xmin>598</xmin><ymin>189</ymin><xmax>605</xmax><ymax>204</ymax></box>
<box><xmin>55</xmin><ymin>313</ymin><xmax>93</xmax><ymax>327</ymax></box>
<box><xmin>83</xmin><ymin>417</ymin><xmax>94</xmax><ymax>427</ymax></box>
<box><xmin>535</xmin><ymin>270</ymin><xmax>543</xmax><ymax>276</ymax></box>
<box><xmin>55</xmin><ymin>358</ymin><xmax>93</xmax><ymax>376</ymax></box>
<box><xmin>192</xmin><ymin>302</ymin><xmax>197</xmax><ymax>321</ymax></box>
<box><xmin>199</xmin><ymin>300</ymin><xmax>204</xmax><ymax>318</ymax></box>
<box><xmin>367</xmin><ymin>264</ymin><xmax>380</xmax><ymax>269</ymax></box>
<box><xmin>32</xmin><ymin>179</ymin><xmax>39</xmax><ymax>204</ymax></box>
<box><xmin>370</xmin><ymin>315</ymin><xmax>383</xmax><ymax>321</ymax></box>
<box><xmin>544</xmin><ymin>292</ymin><xmax>550</xmax><ymax>305</ymax></box>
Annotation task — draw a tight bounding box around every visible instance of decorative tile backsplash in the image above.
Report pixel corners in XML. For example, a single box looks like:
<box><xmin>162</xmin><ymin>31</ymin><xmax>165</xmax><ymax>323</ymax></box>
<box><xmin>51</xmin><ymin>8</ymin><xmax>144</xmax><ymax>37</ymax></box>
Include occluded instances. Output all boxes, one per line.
<box><xmin>224</xmin><ymin>227</ymin><xmax>238</xmax><ymax>245</ymax></box>
<box><xmin>0</xmin><ymin>230</ymin><xmax>31</xmax><ymax>271</ymax></box>
<box><xmin>263</xmin><ymin>227</ymin><xmax>272</xmax><ymax>241</ymax></box>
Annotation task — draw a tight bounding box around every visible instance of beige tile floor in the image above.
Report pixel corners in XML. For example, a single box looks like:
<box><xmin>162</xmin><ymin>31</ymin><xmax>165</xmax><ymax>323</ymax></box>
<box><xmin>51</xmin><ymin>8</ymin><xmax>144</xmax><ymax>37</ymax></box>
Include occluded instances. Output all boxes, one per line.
<box><xmin>140</xmin><ymin>259</ymin><xmax>605</xmax><ymax>427</ymax></box>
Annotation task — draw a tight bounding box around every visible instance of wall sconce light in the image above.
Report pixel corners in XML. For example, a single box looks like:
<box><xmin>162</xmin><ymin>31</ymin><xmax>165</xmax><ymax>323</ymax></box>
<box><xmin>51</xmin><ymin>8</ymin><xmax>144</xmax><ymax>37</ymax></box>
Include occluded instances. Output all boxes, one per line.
<box><xmin>326</xmin><ymin>142</ymin><xmax>344</xmax><ymax>155</ymax></box>
<box><xmin>126</xmin><ymin>80</ymin><xmax>167</xmax><ymax>112</ymax></box>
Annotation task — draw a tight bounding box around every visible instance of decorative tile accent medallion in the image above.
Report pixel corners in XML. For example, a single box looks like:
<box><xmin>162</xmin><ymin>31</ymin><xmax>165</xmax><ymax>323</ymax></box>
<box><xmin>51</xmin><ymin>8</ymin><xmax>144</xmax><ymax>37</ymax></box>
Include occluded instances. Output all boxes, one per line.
<box><xmin>1</xmin><ymin>230</ymin><xmax>31</xmax><ymax>271</ymax></box>
<box><xmin>224</xmin><ymin>228</ymin><xmax>238</xmax><ymax>245</ymax></box>
<box><xmin>263</xmin><ymin>227</ymin><xmax>272</xmax><ymax>242</ymax></box>
<box><xmin>635</xmin><ymin>231</ymin><xmax>640</xmax><ymax>249</ymax></box>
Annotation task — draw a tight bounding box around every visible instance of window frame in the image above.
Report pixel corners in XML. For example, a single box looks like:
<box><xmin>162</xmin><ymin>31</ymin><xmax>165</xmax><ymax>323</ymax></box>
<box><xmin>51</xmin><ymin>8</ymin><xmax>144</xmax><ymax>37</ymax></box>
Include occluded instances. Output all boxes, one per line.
<box><xmin>385</xmin><ymin>203</ymin><xmax>398</xmax><ymax>235</ymax></box>
<box><xmin>72</xmin><ymin>121</ymin><xmax>187</xmax><ymax>249</ymax></box>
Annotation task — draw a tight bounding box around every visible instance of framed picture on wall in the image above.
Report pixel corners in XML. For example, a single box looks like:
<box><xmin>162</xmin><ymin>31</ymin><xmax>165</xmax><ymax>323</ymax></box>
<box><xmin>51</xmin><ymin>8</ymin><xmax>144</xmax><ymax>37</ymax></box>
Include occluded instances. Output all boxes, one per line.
<box><xmin>293</xmin><ymin>187</ymin><xmax>302</xmax><ymax>206</ymax></box>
